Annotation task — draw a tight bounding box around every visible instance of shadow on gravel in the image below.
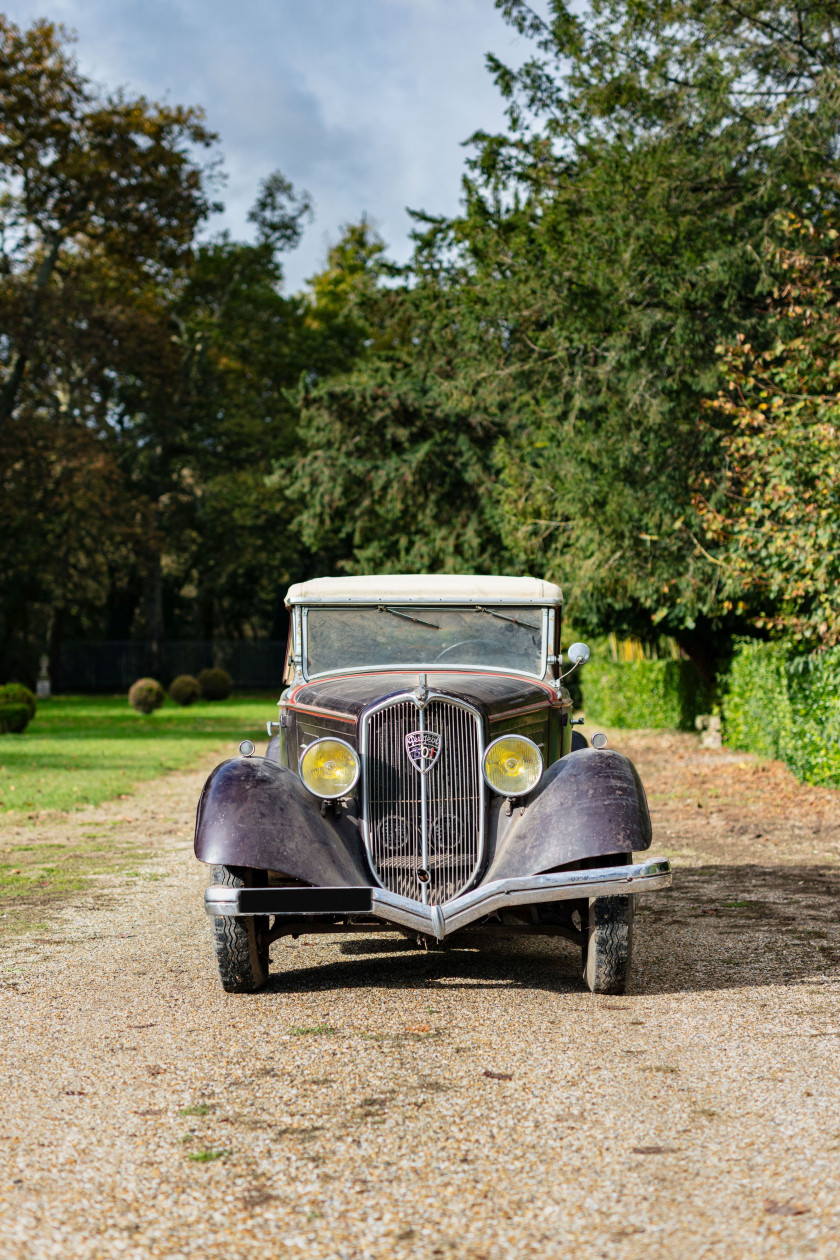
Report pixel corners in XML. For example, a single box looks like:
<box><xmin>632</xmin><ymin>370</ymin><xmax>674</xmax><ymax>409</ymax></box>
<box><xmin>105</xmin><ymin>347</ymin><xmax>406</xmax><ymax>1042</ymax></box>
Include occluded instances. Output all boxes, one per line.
<box><xmin>634</xmin><ymin>861</ymin><xmax>840</xmax><ymax>995</ymax></box>
<box><xmin>264</xmin><ymin>863</ymin><xmax>840</xmax><ymax>998</ymax></box>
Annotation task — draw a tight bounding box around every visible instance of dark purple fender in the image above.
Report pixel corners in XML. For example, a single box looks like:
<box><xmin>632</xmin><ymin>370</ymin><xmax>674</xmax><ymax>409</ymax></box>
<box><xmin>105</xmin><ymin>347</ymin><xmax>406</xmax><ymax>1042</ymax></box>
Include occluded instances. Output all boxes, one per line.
<box><xmin>485</xmin><ymin>747</ymin><xmax>652</xmax><ymax>880</ymax></box>
<box><xmin>194</xmin><ymin>747</ymin><xmax>651</xmax><ymax>889</ymax></box>
<box><xmin>194</xmin><ymin>757</ymin><xmax>370</xmax><ymax>885</ymax></box>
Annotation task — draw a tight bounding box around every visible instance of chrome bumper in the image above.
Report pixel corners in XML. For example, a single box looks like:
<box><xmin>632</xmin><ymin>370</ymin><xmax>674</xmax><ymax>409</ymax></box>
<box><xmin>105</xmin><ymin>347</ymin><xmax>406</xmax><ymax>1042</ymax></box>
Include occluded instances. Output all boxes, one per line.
<box><xmin>204</xmin><ymin>857</ymin><xmax>671</xmax><ymax>942</ymax></box>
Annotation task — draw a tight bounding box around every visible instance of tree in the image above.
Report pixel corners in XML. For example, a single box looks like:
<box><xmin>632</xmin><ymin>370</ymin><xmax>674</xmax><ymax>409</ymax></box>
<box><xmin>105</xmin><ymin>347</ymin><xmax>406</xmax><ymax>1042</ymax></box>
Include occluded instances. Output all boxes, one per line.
<box><xmin>89</xmin><ymin>168</ymin><xmax>322</xmax><ymax>662</ymax></box>
<box><xmin>289</xmin><ymin>222</ymin><xmax>509</xmax><ymax>576</ymax></box>
<box><xmin>0</xmin><ymin>16</ymin><xmax>219</xmax><ymax>677</ymax></box>
<box><xmin>284</xmin><ymin>3</ymin><xmax>840</xmax><ymax>666</ymax></box>
<box><xmin>695</xmin><ymin>218</ymin><xmax>840</xmax><ymax>647</ymax></box>
<box><xmin>0</xmin><ymin>16</ymin><xmax>218</xmax><ymax>424</ymax></box>
<box><xmin>451</xmin><ymin>0</ymin><xmax>840</xmax><ymax>657</ymax></box>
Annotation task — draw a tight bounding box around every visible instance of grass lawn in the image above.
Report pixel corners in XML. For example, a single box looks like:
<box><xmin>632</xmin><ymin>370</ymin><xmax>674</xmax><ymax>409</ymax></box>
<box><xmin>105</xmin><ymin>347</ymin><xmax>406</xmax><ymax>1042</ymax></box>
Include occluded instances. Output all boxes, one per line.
<box><xmin>0</xmin><ymin>692</ymin><xmax>279</xmax><ymax>817</ymax></box>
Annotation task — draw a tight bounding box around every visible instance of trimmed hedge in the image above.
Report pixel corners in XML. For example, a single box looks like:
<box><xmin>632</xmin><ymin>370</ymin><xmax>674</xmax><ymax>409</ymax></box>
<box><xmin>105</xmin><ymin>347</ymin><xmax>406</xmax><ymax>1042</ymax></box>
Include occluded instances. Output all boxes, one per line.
<box><xmin>723</xmin><ymin>640</ymin><xmax>840</xmax><ymax>787</ymax></box>
<box><xmin>0</xmin><ymin>683</ymin><xmax>36</xmax><ymax>721</ymax></box>
<box><xmin>0</xmin><ymin>703</ymin><xmax>29</xmax><ymax>734</ymax></box>
<box><xmin>198</xmin><ymin>668</ymin><xmax>232</xmax><ymax>701</ymax></box>
<box><xmin>169</xmin><ymin>674</ymin><xmax>200</xmax><ymax>706</ymax></box>
<box><xmin>128</xmin><ymin>677</ymin><xmax>165</xmax><ymax>714</ymax></box>
<box><xmin>581</xmin><ymin>657</ymin><xmax>710</xmax><ymax>730</ymax></box>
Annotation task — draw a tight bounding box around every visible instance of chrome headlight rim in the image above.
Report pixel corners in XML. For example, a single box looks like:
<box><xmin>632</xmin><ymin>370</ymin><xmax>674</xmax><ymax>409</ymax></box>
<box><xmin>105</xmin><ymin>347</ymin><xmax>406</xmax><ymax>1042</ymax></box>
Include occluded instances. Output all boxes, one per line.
<box><xmin>482</xmin><ymin>733</ymin><xmax>544</xmax><ymax>797</ymax></box>
<box><xmin>298</xmin><ymin>736</ymin><xmax>361</xmax><ymax>800</ymax></box>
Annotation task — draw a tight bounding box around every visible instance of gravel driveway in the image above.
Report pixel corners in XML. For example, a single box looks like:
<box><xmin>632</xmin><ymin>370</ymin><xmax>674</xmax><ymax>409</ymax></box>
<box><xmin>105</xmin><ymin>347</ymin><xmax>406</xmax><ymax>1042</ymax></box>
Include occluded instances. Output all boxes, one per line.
<box><xmin>1</xmin><ymin>732</ymin><xmax>839</xmax><ymax>1259</ymax></box>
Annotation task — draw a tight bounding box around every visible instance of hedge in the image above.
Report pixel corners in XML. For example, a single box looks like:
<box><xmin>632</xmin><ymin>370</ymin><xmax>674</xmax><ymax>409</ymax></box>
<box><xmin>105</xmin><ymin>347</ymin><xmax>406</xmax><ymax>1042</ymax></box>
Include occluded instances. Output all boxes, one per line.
<box><xmin>128</xmin><ymin>677</ymin><xmax>165</xmax><ymax>714</ymax></box>
<box><xmin>0</xmin><ymin>703</ymin><xmax>30</xmax><ymax>734</ymax></box>
<box><xmin>722</xmin><ymin>640</ymin><xmax>840</xmax><ymax>787</ymax></box>
<box><xmin>0</xmin><ymin>683</ymin><xmax>36</xmax><ymax>721</ymax></box>
<box><xmin>580</xmin><ymin>657</ymin><xmax>710</xmax><ymax>730</ymax></box>
<box><xmin>198</xmin><ymin>668</ymin><xmax>232</xmax><ymax>701</ymax></box>
<box><xmin>169</xmin><ymin>674</ymin><xmax>200</xmax><ymax>706</ymax></box>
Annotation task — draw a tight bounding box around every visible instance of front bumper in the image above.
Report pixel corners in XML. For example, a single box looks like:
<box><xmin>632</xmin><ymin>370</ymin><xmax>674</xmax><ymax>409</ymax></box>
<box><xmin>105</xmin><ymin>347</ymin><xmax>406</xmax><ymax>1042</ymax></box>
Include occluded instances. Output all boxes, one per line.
<box><xmin>204</xmin><ymin>857</ymin><xmax>671</xmax><ymax>942</ymax></box>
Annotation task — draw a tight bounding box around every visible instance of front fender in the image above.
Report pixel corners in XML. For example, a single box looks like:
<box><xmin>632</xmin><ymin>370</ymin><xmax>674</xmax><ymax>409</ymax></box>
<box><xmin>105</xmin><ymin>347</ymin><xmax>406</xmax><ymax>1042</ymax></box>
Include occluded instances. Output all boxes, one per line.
<box><xmin>194</xmin><ymin>757</ymin><xmax>370</xmax><ymax>886</ymax></box>
<box><xmin>484</xmin><ymin>747</ymin><xmax>652</xmax><ymax>882</ymax></box>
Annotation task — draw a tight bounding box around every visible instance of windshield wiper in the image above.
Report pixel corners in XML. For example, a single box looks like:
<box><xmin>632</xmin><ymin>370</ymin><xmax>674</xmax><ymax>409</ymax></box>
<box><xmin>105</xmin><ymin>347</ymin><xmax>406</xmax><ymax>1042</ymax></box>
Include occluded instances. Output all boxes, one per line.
<box><xmin>379</xmin><ymin>606</ymin><xmax>440</xmax><ymax>629</ymax></box>
<box><xmin>475</xmin><ymin>606</ymin><xmax>527</xmax><ymax>627</ymax></box>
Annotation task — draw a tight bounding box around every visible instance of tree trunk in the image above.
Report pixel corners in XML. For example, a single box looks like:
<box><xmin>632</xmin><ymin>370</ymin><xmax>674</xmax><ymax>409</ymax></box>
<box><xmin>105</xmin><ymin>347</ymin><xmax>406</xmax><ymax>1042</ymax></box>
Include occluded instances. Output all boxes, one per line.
<box><xmin>199</xmin><ymin>583</ymin><xmax>215</xmax><ymax>641</ymax></box>
<box><xmin>143</xmin><ymin>553</ymin><xmax>165</xmax><ymax>678</ymax></box>
<box><xmin>48</xmin><ymin>606</ymin><xmax>65</xmax><ymax>693</ymax></box>
<box><xmin>672</xmin><ymin>624</ymin><xmax>718</xmax><ymax>683</ymax></box>
<box><xmin>0</xmin><ymin>233</ymin><xmax>65</xmax><ymax>426</ymax></box>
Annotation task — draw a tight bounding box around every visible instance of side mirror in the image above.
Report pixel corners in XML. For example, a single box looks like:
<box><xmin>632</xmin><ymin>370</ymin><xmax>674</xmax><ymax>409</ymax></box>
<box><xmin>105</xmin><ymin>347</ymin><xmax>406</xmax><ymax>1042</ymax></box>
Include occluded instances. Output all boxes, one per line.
<box><xmin>567</xmin><ymin>642</ymin><xmax>591</xmax><ymax>667</ymax></box>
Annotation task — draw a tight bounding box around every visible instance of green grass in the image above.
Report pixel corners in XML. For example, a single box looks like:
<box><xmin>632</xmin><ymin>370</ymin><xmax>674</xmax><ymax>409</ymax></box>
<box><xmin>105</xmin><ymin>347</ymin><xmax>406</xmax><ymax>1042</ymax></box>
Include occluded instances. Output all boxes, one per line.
<box><xmin>0</xmin><ymin>692</ymin><xmax>279</xmax><ymax>816</ymax></box>
<box><xmin>187</xmin><ymin>1148</ymin><xmax>231</xmax><ymax>1163</ymax></box>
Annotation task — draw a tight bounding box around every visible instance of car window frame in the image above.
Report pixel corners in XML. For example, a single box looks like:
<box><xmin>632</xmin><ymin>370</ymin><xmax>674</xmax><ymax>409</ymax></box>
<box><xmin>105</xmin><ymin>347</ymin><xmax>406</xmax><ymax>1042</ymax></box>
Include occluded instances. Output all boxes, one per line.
<box><xmin>297</xmin><ymin>603</ymin><xmax>555</xmax><ymax>682</ymax></box>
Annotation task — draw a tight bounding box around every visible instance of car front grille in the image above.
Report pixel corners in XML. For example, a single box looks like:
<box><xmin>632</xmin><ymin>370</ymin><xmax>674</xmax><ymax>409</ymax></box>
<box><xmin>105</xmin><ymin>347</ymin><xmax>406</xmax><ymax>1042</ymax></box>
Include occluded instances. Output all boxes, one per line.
<box><xmin>362</xmin><ymin>695</ymin><xmax>485</xmax><ymax>905</ymax></box>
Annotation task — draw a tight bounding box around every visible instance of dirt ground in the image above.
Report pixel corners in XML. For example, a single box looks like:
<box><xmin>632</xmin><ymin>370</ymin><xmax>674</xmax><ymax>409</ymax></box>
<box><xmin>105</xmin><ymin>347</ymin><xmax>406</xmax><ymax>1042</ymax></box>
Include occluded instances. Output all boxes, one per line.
<box><xmin>1</xmin><ymin>730</ymin><xmax>839</xmax><ymax>1260</ymax></box>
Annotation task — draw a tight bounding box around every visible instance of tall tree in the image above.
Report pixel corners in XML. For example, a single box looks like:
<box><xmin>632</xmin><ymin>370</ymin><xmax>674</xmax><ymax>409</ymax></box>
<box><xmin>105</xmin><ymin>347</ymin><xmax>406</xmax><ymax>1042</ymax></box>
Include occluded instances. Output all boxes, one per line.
<box><xmin>0</xmin><ymin>16</ymin><xmax>220</xmax><ymax>676</ymax></box>
<box><xmin>0</xmin><ymin>16</ymin><xmax>217</xmax><ymax>424</ymax></box>
<box><xmin>294</xmin><ymin>2</ymin><xmax>840</xmax><ymax>668</ymax></box>
<box><xmin>457</xmin><ymin>0</ymin><xmax>840</xmax><ymax>654</ymax></box>
<box><xmin>695</xmin><ymin>218</ymin><xmax>840</xmax><ymax>647</ymax></box>
<box><xmin>289</xmin><ymin>221</ymin><xmax>510</xmax><ymax>576</ymax></box>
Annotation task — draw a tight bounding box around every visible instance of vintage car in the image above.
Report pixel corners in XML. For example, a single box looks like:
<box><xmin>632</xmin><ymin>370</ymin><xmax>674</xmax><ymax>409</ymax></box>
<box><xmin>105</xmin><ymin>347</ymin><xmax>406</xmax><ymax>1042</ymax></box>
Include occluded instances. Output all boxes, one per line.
<box><xmin>197</xmin><ymin>575</ymin><xmax>671</xmax><ymax>995</ymax></box>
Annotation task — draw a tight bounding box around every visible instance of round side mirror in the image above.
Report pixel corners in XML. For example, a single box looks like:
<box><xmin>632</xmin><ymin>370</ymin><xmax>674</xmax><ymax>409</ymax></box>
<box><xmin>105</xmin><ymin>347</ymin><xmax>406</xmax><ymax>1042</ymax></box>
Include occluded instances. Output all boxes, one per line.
<box><xmin>567</xmin><ymin>642</ymin><xmax>591</xmax><ymax>666</ymax></box>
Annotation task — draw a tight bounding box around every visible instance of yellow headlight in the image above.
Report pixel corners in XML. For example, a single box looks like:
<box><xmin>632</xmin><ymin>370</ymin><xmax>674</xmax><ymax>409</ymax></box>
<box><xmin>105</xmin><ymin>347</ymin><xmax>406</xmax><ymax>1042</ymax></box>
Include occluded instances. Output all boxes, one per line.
<box><xmin>299</xmin><ymin>737</ymin><xmax>360</xmax><ymax>799</ymax></box>
<box><xmin>483</xmin><ymin>735</ymin><xmax>543</xmax><ymax>797</ymax></box>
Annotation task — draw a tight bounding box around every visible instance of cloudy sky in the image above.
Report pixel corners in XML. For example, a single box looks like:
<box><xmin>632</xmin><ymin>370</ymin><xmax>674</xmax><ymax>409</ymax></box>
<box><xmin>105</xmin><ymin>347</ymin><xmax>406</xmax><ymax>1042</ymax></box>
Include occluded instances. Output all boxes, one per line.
<box><xmin>5</xmin><ymin>1</ymin><xmax>539</xmax><ymax>290</ymax></box>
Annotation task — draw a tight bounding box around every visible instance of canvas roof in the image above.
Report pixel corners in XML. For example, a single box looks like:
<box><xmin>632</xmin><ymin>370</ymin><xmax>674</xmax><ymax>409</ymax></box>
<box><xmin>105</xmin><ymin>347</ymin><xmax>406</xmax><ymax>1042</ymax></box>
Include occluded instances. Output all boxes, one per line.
<box><xmin>285</xmin><ymin>574</ymin><xmax>563</xmax><ymax>606</ymax></box>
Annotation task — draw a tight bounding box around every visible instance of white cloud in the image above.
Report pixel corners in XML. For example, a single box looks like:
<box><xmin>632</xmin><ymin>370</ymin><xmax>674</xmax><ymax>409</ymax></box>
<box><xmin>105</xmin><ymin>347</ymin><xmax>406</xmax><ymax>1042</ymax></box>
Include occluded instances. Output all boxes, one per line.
<box><xmin>4</xmin><ymin>0</ymin><xmax>535</xmax><ymax>289</ymax></box>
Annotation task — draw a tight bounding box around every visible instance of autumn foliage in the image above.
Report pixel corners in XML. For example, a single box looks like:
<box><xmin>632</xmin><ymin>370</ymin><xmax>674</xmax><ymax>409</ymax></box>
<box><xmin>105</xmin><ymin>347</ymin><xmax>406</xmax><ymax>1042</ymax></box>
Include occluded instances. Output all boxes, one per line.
<box><xmin>697</xmin><ymin>220</ymin><xmax>840</xmax><ymax>647</ymax></box>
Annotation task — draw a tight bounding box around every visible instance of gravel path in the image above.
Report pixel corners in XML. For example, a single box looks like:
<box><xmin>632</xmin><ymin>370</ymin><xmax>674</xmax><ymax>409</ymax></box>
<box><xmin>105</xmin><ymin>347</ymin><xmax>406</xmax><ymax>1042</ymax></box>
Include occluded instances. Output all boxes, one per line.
<box><xmin>1</xmin><ymin>733</ymin><xmax>840</xmax><ymax>1259</ymax></box>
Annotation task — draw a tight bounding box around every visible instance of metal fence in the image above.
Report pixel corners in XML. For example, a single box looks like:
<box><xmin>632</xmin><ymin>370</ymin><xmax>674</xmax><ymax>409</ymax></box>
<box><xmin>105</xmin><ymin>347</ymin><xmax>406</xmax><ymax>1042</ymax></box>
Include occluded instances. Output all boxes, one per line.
<box><xmin>59</xmin><ymin>641</ymin><xmax>286</xmax><ymax>693</ymax></box>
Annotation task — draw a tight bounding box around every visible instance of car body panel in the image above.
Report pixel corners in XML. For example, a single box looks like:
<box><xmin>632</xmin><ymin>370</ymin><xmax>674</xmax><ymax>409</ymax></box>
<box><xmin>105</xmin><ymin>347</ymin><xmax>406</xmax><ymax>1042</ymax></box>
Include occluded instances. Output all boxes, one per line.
<box><xmin>483</xmin><ymin>748</ymin><xmax>651</xmax><ymax>882</ymax></box>
<box><xmin>287</xmin><ymin>670</ymin><xmax>556</xmax><ymax>722</ymax></box>
<box><xmin>194</xmin><ymin>742</ymin><xmax>650</xmax><ymax>889</ymax></box>
<box><xmin>284</xmin><ymin>669</ymin><xmax>566</xmax><ymax>774</ymax></box>
<box><xmin>194</xmin><ymin>756</ymin><xmax>370</xmax><ymax>885</ymax></box>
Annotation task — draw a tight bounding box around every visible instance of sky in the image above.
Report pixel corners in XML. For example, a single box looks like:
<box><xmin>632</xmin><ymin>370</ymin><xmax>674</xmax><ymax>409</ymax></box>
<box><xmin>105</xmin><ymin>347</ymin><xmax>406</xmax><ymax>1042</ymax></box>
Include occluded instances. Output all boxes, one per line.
<box><xmin>4</xmin><ymin>1</ymin><xmax>539</xmax><ymax>291</ymax></box>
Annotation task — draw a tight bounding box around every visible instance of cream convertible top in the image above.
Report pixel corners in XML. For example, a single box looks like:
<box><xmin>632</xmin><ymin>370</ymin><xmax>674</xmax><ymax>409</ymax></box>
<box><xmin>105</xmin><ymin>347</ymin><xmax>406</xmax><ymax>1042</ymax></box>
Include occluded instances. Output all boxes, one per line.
<box><xmin>285</xmin><ymin>574</ymin><xmax>563</xmax><ymax>606</ymax></box>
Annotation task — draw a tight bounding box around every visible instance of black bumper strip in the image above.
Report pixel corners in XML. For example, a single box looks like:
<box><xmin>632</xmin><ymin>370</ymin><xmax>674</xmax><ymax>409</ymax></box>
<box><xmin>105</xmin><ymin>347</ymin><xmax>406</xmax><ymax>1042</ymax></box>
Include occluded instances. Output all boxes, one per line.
<box><xmin>237</xmin><ymin>887</ymin><xmax>374</xmax><ymax>916</ymax></box>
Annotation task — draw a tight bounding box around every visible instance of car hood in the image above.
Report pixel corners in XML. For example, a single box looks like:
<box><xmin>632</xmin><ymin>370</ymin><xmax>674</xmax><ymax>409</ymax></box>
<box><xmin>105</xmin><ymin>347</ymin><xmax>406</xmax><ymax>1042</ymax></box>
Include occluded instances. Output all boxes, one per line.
<box><xmin>288</xmin><ymin>670</ymin><xmax>555</xmax><ymax>722</ymax></box>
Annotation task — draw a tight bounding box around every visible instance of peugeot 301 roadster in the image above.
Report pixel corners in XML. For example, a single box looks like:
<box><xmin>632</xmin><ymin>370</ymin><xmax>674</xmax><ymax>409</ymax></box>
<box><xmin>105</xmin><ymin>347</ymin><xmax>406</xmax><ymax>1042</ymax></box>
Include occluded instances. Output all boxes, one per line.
<box><xmin>196</xmin><ymin>575</ymin><xmax>671</xmax><ymax>994</ymax></box>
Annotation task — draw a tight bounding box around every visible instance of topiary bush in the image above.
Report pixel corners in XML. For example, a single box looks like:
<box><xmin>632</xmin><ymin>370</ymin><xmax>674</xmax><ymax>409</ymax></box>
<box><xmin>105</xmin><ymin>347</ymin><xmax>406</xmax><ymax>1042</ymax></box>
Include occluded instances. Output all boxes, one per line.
<box><xmin>169</xmin><ymin>674</ymin><xmax>201</xmax><ymax>707</ymax></box>
<box><xmin>198</xmin><ymin>667</ymin><xmax>233</xmax><ymax>701</ymax></box>
<box><xmin>580</xmin><ymin>657</ymin><xmax>710</xmax><ymax>730</ymax></box>
<box><xmin>128</xmin><ymin>677</ymin><xmax>165</xmax><ymax>714</ymax></box>
<box><xmin>0</xmin><ymin>703</ymin><xmax>30</xmax><ymax>734</ymax></box>
<box><xmin>0</xmin><ymin>683</ymin><xmax>36</xmax><ymax>721</ymax></box>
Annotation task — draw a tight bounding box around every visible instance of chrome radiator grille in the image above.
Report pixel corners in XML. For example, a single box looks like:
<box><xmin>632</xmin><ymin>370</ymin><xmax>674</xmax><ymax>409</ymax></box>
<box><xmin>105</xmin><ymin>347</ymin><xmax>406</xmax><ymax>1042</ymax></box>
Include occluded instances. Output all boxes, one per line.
<box><xmin>362</xmin><ymin>696</ymin><xmax>484</xmax><ymax>904</ymax></box>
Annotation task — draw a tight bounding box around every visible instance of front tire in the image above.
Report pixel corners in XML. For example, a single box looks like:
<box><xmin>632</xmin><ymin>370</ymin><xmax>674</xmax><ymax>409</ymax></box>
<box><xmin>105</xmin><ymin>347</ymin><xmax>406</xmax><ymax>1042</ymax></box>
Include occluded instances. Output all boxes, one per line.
<box><xmin>210</xmin><ymin>865</ymin><xmax>270</xmax><ymax>993</ymax></box>
<box><xmin>582</xmin><ymin>894</ymin><xmax>634</xmax><ymax>994</ymax></box>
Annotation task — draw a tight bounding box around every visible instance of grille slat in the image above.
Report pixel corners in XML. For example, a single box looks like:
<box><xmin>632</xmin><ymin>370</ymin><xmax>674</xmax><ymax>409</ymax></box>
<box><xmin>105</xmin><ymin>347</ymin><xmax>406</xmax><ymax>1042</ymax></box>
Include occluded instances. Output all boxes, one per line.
<box><xmin>363</xmin><ymin>696</ymin><xmax>484</xmax><ymax>904</ymax></box>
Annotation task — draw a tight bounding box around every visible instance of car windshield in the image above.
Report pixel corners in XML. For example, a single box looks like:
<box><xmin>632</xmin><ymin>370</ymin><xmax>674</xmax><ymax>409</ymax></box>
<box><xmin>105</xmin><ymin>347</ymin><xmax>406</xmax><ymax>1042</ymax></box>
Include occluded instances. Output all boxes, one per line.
<box><xmin>303</xmin><ymin>605</ymin><xmax>546</xmax><ymax>677</ymax></box>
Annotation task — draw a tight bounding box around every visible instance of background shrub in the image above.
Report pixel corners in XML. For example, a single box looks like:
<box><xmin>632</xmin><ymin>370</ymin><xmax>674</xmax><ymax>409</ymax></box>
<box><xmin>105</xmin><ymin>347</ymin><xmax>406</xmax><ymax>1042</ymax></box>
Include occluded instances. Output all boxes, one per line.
<box><xmin>0</xmin><ymin>683</ymin><xmax>36</xmax><ymax>721</ymax></box>
<box><xmin>169</xmin><ymin>674</ymin><xmax>201</xmax><ymax>706</ymax></box>
<box><xmin>128</xmin><ymin>677</ymin><xmax>165</xmax><ymax>714</ymax></box>
<box><xmin>720</xmin><ymin>641</ymin><xmax>792</xmax><ymax>760</ymax></box>
<box><xmin>580</xmin><ymin>657</ymin><xmax>710</xmax><ymax>730</ymax></box>
<box><xmin>0</xmin><ymin>702</ymin><xmax>30</xmax><ymax>733</ymax></box>
<box><xmin>198</xmin><ymin>668</ymin><xmax>232</xmax><ymax>701</ymax></box>
<box><xmin>723</xmin><ymin>641</ymin><xmax>840</xmax><ymax>786</ymax></box>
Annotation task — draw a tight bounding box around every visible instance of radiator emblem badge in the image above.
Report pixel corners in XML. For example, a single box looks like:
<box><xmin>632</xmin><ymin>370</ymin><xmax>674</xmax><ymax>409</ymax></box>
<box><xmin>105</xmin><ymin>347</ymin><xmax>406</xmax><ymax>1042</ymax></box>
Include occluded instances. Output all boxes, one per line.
<box><xmin>405</xmin><ymin>730</ymin><xmax>443</xmax><ymax>774</ymax></box>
